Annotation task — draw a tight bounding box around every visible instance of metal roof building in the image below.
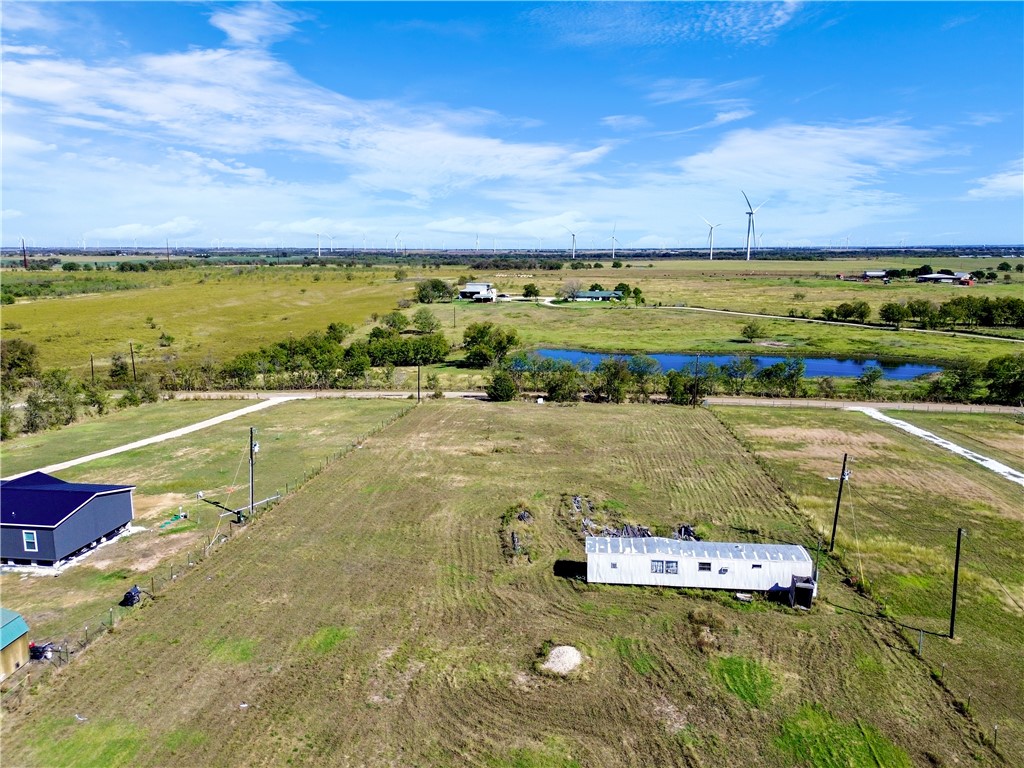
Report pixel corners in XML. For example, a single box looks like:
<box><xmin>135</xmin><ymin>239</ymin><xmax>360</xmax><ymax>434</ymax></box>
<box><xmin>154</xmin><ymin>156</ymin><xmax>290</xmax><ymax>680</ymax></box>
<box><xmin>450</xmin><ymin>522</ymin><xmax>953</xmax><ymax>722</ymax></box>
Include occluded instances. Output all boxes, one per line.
<box><xmin>1</xmin><ymin>472</ymin><xmax>134</xmax><ymax>567</ymax></box>
<box><xmin>1</xmin><ymin>608</ymin><xmax>30</xmax><ymax>680</ymax></box>
<box><xmin>586</xmin><ymin>537</ymin><xmax>816</xmax><ymax>596</ymax></box>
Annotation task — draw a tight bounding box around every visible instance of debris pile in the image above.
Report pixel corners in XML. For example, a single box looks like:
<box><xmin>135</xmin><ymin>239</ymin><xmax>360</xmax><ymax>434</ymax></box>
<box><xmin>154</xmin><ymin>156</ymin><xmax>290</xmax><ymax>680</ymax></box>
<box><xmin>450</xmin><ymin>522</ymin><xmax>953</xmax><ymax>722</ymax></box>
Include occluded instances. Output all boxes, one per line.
<box><xmin>540</xmin><ymin>645</ymin><xmax>583</xmax><ymax>676</ymax></box>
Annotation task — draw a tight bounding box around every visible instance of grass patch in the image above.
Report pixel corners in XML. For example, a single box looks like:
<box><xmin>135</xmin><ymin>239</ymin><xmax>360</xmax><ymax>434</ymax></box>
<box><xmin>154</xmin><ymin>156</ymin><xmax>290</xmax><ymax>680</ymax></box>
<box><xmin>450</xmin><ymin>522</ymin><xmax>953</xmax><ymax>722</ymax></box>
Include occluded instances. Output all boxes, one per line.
<box><xmin>162</xmin><ymin>728</ymin><xmax>208</xmax><ymax>752</ymax></box>
<box><xmin>207</xmin><ymin>636</ymin><xmax>257</xmax><ymax>663</ymax></box>
<box><xmin>300</xmin><ymin>625</ymin><xmax>355</xmax><ymax>654</ymax></box>
<box><xmin>710</xmin><ymin>655</ymin><xmax>774</xmax><ymax>708</ymax></box>
<box><xmin>487</xmin><ymin>736</ymin><xmax>581</xmax><ymax>768</ymax></box>
<box><xmin>29</xmin><ymin>717</ymin><xmax>144</xmax><ymax>768</ymax></box>
<box><xmin>612</xmin><ymin>636</ymin><xmax>657</xmax><ymax>676</ymax></box>
<box><xmin>776</xmin><ymin>704</ymin><xmax>912</xmax><ymax>768</ymax></box>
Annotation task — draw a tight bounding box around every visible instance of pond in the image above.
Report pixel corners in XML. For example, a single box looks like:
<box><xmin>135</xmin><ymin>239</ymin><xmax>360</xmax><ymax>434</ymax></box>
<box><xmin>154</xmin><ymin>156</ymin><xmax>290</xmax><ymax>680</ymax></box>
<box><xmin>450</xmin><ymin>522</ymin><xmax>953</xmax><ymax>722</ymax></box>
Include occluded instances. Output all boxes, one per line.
<box><xmin>533</xmin><ymin>349</ymin><xmax>942</xmax><ymax>380</ymax></box>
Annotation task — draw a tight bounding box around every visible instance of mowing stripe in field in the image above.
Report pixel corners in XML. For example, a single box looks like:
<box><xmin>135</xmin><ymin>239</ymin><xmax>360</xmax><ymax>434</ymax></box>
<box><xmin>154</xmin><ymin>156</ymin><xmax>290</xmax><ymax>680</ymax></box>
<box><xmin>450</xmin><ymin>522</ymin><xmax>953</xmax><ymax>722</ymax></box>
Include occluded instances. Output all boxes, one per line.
<box><xmin>2</xmin><ymin>396</ymin><xmax>311</xmax><ymax>481</ymax></box>
<box><xmin>849</xmin><ymin>406</ymin><xmax>1024</xmax><ymax>486</ymax></box>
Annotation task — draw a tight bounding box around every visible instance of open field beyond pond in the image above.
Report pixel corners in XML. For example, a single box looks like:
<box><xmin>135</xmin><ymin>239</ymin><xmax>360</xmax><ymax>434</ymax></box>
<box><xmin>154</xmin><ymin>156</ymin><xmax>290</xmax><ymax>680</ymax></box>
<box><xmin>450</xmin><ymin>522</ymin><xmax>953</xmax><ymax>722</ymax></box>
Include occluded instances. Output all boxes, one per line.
<box><xmin>2</xmin><ymin>258</ymin><xmax>1021</xmax><ymax>380</ymax></box>
<box><xmin>2</xmin><ymin>400</ymin><xmax>1015</xmax><ymax>767</ymax></box>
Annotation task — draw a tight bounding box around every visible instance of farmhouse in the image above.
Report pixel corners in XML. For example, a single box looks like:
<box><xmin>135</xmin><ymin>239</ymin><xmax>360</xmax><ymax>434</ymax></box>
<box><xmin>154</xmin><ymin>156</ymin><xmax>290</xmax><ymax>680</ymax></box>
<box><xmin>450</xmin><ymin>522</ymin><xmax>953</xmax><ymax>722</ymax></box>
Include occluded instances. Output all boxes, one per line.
<box><xmin>586</xmin><ymin>537</ymin><xmax>816</xmax><ymax>601</ymax></box>
<box><xmin>573</xmin><ymin>290</ymin><xmax>624</xmax><ymax>302</ymax></box>
<box><xmin>0</xmin><ymin>472</ymin><xmax>135</xmax><ymax>567</ymax></box>
<box><xmin>0</xmin><ymin>608</ymin><xmax>30</xmax><ymax>681</ymax></box>
<box><xmin>459</xmin><ymin>282</ymin><xmax>497</xmax><ymax>301</ymax></box>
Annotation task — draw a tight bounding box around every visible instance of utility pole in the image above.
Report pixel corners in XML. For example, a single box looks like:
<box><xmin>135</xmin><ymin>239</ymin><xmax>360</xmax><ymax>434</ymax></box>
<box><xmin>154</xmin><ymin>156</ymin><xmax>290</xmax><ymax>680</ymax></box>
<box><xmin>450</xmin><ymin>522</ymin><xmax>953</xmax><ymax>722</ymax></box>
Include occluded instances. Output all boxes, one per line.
<box><xmin>829</xmin><ymin>453</ymin><xmax>848</xmax><ymax>552</ymax></box>
<box><xmin>950</xmin><ymin>527</ymin><xmax>964</xmax><ymax>639</ymax></box>
<box><xmin>417</xmin><ymin>364</ymin><xmax>421</xmax><ymax>402</ymax></box>
<box><xmin>691</xmin><ymin>353</ymin><xmax>701</xmax><ymax>408</ymax></box>
<box><xmin>248</xmin><ymin>427</ymin><xmax>259</xmax><ymax>523</ymax></box>
<box><xmin>129</xmin><ymin>342</ymin><xmax>137</xmax><ymax>383</ymax></box>
<box><xmin>90</xmin><ymin>354</ymin><xmax>95</xmax><ymax>384</ymax></box>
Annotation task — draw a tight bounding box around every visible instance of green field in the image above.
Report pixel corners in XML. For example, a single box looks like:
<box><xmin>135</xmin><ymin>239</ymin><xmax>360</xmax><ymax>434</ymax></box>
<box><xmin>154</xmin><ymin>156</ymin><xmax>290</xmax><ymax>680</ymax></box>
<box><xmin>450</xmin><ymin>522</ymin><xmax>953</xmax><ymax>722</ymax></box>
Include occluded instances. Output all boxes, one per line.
<box><xmin>1</xmin><ymin>401</ymin><xmax>1010</xmax><ymax>766</ymax></box>
<box><xmin>715</xmin><ymin>406</ymin><xmax>1023</xmax><ymax>761</ymax></box>
<box><xmin>0</xmin><ymin>398</ymin><xmax>412</xmax><ymax>641</ymax></box>
<box><xmin>2</xmin><ymin>259</ymin><xmax>1021</xmax><ymax>381</ymax></box>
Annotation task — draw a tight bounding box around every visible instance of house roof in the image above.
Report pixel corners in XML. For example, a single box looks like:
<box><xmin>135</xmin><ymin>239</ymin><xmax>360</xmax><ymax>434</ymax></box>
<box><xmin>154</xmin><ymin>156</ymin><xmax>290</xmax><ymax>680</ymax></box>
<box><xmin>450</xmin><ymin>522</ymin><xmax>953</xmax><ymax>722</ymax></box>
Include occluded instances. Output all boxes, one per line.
<box><xmin>0</xmin><ymin>472</ymin><xmax>134</xmax><ymax>529</ymax></box>
<box><xmin>576</xmin><ymin>290</ymin><xmax>624</xmax><ymax>299</ymax></box>
<box><xmin>586</xmin><ymin>537</ymin><xmax>811</xmax><ymax>562</ymax></box>
<box><xmin>0</xmin><ymin>608</ymin><xmax>29</xmax><ymax>649</ymax></box>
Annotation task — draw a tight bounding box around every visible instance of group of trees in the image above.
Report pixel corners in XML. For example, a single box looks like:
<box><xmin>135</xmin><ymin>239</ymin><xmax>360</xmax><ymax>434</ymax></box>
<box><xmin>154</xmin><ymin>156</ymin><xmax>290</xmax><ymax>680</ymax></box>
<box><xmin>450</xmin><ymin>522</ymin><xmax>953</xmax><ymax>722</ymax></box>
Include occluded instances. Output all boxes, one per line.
<box><xmin>484</xmin><ymin>351</ymin><xmax>1024</xmax><ymax>406</ymax></box>
<box><xmin>817</xmin><ymin>295</ymin><xmax>1024</xmax><ymax>330</ymax></box>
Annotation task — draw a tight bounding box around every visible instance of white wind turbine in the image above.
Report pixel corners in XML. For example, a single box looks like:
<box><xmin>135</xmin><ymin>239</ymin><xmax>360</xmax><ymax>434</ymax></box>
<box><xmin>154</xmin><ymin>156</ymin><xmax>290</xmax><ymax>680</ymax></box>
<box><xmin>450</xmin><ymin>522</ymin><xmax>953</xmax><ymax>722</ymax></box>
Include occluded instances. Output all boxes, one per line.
<box><xmin>701</xmin><ymin>217</ymin><xmax>722</xmax><ymax>261</ymax></box>
<box><xmin>394</xmin><ymin>232</ymin><xmax>400</xmax><ymax>254</ymax></box>
<box><xmin>742</xmin><ymin>191</ymin><xmax>767</xmax><ymax>262</ymax></box>
<box><xmin>608</xmin><ymin>223</ymin><xmax>620</xmax><ymax>259</ymax></box>
<box><xmin>562</xmin><ymin>225</ymin><xmax>577</xmax><ymax>260</ymax></box>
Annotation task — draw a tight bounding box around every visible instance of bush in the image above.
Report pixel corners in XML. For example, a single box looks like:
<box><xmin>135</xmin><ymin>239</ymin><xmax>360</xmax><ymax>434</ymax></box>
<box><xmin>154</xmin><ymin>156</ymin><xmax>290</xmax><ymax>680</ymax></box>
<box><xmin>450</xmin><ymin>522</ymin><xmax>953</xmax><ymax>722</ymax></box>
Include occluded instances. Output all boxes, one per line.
<box><xmin>486</xmin><ymin>370</ymin><xmax>519</xmax><ymax>401</ymax></box>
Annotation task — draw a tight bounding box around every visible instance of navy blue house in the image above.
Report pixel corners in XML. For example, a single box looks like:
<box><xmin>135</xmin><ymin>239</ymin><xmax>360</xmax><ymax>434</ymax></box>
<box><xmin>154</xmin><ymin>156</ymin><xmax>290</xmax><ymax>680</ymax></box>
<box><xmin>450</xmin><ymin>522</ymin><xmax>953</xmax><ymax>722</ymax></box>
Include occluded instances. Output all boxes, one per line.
<box><xmin>1</xmin><ymin>472</ymin><xmax>135</xmax><ymax>567</ymax></box>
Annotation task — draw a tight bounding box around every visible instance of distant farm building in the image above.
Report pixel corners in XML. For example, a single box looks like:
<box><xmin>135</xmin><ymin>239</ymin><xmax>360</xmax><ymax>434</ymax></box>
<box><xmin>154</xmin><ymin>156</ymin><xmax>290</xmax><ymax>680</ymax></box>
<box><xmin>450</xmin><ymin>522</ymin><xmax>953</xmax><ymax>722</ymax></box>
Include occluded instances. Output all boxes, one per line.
<box><xmin>459</xmin><ymin>282</ymin><xmax>497</xmax><ymax>302</ymax></box>
<box><xmin>862</xmin><ymin>270</ymin><xmax>888</xmax><ymax>280</ymax></box>
<box><xmin>916</xmin><ymin>272</ymin><xmax>974</xmax><ymax>285</ymax></box>
<box><xmin>0</xmin><ymin>608</ymin><xmax>30</xmax><ymax>680</ymax></box>
<box><xmin>0</xmin><ymin>472</ymin><xmax>135</xmax><ymax>567</ymax></box>
<box><xmin>586</xmin><ymin>537</ymin><xmax>816</xmax><ymax>603</ymax></box>
<box><xmin>573</xmin><ymin>290</ymin><xmax>624</xmax><ymax>302</ymax></box>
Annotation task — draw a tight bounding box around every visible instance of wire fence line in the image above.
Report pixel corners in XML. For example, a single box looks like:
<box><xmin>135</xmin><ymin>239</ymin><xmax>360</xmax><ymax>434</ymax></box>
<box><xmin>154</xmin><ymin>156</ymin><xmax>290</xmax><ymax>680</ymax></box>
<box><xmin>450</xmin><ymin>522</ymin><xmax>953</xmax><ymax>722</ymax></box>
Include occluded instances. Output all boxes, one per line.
<box><xmin>1</xmin><ymin>405</ymin><xmax>415</xmax><ymax>712</ymax></box>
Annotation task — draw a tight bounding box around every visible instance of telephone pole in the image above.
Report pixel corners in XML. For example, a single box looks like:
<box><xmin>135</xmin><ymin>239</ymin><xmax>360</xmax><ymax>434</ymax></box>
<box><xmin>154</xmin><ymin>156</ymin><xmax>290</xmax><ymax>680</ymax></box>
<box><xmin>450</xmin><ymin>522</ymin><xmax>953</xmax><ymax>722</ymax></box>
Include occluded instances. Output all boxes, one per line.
<box><xmin>950</xmin><ymin>527</ymin><xmax>964</xmax><ymax>638</ymax></box>
<box><xmin>829</xmin><ymin>453</ymin><xmax>848</xmax><ymax>552</ymax></box>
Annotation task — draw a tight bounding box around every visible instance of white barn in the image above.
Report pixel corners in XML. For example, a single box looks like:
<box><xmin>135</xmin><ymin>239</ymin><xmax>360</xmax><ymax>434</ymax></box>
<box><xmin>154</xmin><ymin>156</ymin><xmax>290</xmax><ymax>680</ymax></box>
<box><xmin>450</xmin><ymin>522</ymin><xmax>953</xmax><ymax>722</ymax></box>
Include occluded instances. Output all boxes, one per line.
<box><xmin>586</xmin><ymin>537</ymin><xmax>816</xmax><ymax>598</ymax></box>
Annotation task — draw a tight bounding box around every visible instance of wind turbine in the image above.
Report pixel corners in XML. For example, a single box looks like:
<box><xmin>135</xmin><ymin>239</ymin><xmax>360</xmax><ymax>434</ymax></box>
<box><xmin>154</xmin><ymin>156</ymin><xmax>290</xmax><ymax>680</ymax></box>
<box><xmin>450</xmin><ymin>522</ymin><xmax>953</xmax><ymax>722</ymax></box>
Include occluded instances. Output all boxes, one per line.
<box><xmin>562</xmin><ymin>225</ymin><xmax>577</xmax><ymax>260</ymax></box>
<box><xmin>700</xmin><ymin>217</ymin><xmax>722</xmax><ymax>261</ymax></box>
<box><xmin>316</xmin><ymin>233</ymin><xmax>321</xmax><ymax>258</ymax></box>
<box><xmin>394</xmin><ymin>232</ymin><xmax>400</xmax><ymax>254</ymax></box>
<box><xmin>742</xmin><ymin>191</ymin><xmax>766</xmax><ymax>262</ymax></box>
<box><xmin>609</xmin><ymin>223</ymin><xmax>619</xmax><ymax>259</ymax></box>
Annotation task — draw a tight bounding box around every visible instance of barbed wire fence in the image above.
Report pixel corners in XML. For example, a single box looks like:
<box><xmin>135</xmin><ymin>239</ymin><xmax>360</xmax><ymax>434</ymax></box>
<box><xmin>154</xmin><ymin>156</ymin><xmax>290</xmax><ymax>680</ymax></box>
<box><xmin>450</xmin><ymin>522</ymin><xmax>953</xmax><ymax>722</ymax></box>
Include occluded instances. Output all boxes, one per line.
<box><xmin>1</xmin><ymin>405</ymin><xmax>415</xmax><ymax>712</ymax></box>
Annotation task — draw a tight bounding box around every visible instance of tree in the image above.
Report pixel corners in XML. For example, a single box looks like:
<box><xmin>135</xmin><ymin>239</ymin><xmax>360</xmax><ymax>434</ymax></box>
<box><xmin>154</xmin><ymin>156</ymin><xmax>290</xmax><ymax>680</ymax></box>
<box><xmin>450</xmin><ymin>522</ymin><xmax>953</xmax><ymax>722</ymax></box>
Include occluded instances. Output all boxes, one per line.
<box><xmin>997</xmin><ymin>261</ymin><xmax>1012</xmax><ymax>272</ymax></box>
<box><xmin>879</xmin><ymin>302</ymin><xmax>912</xmax><ymax>329</ymax></box>
<box><xmin>545</xmin><ymin>362</ymin><xmax>583</xmax><ymax>403</ymax></box>
<box><xmin>628</xmin><ymin>355</ymin><xmax>661</xmax><ymax>402</ymax></box>
<box><xmin>382</xmin><ymin>311</ymin><xmax>409</xmax><ymax>332</ymax></box>
<box><xmin>631</xmin><ymin>287</ymin><xmax>645</xmax><ymax>307</ymax></box>
<box><xmin>612</xmin><ymin>260</ymin><xmax>623</xmax><ymax>268</ymax></box>
<box><xmin>560</xmin><ymin>279</ymin><xmax>583</xmax><ymax>301</ymax></box>
<box><xmin>1</xmin><ymin>338</ymin><xmax>40</xmax><ymax>393</ymax></box>
<box><xmin>721</xmin><ymin>356</ymin><xmax>756</xmax><ymax>395</ymax></box>
<box><xmin>927</xmin><ymin>361</ymin><xmax>982</xmax><ymax>403</ymax></box>
<box><xmin>463</xmin><ymin>322</ymin><xmax>519</xmax><ymax>364</ymax></box>
<box><xmin>326</xmin><ymin>322</ymin><xmax>354</xmax><ymax>343</ymax></box>
<box><xmin>741</xmin><ymin>321</ymin><xmax>767</xmax><ymax>342</ymax></box>
<box><xmin>854</xmin><ymin>366</ymin><xmax>883</xmax><ymax>400</ymax></box>
<box><xmin>412</xmin><ymin>307</ymin><xmax>441</xmax><ymax>334</ymax></box>
<box><xmin>589</xmin><ymin>283</ymin><xmax>605</xmax><ymax>292</ymax></box>
<box><xmin>614</xmin><ymin>282</ymin><xmax>631</xmax><ymax>295</ymax></box>
<box><xmin>485</xmin><ymin>370</ymin><xmax>519</xmax><ymax>401</ymax></box>
<box><xmin>593</xmin><ymin>356</ymin><xmax>632</xmax><ymax>403</ymax></box>
<box><xmin>523</xmin><ymin>283</ymin><xmax>540</xmax><ymax>299</ymax></box>
<box><xmin>23</xmin><ymin>369</ymin><xmax>80</xmax><ymax>432</ymax></box>
<box><xmin>394</xmin><ymin>269</ymin><xmax>408</xmax><ymax>281</ymax></box>
<box><xmin>109</xmin><ymin>353</ymin><xmax>131</xmax><ymax>386</ymax></box>
<box><xmin>984</xmin><ymin>353</ymin><xmax>1024</xmax><ymax>404</ymax></box>
<box><xmin>415</xmin><ymin>278</ymin><xmax>456</xmax><ymax>304</ymax></box>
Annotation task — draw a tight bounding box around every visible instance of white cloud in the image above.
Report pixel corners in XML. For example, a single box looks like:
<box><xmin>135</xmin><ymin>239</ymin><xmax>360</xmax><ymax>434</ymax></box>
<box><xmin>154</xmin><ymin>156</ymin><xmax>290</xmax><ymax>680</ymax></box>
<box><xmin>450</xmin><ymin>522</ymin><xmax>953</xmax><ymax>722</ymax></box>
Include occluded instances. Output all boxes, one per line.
<box><xmin>645</xmin><ymin>77</ymin><xmax>757</xmax><ymax>106</ymax></box>
<box><xmin>208</xmin><ymin>3</ymin><xmax>308</xmax><ymax>48</ymax></box>
<box><xmin>966</xmin><ymin>159</ymin><xmax>1023</xmax><ymax>200</ymax></box>
<box><xmin>530</xmin><ymin>2</ymin><xmax>801</xmax><ymax>47</ymax></box>
<box><xmin>88</xmin><ymin>217</ymin><xmax>202</xmax><ymax>241</ymax></box>
<box><xmin>601</xmin><ymin>115</ymin><xmax>650</xmax><ymax>131</ymax></box>
<box><xmin>2</xmin><ymin>209</ymin><xmax>25</xmax><ymax>221</ymax></box>
<box><xmin>0</xmin><ymin>3</ymin><xmax>62</xmax><ymax>33</ymax></box>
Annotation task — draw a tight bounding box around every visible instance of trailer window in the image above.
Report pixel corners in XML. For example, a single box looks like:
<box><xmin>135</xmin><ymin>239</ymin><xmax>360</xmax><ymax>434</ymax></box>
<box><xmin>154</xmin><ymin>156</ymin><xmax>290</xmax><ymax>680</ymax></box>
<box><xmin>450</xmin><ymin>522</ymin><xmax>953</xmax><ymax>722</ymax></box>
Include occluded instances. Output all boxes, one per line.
<box><xmin>23</xmin><ymin>530</ymin><xmax>38</xmax><ymax>552</ymax></box>
<box><xmin>651</xmin><ymin>560</ymin><xmax>665</xmax><ymax>574</ymax></box>
<box><xmin>751</xmin><ymin>564</ymin><xmax>762</xmax><ymax>569</ymax></box>
<box><xmin>610</xmin><ymin>562</ymin><xmax>618</xmax><ymax>569</ymax></box>
<box><xmin>666</xmin><ymin>561</ymin><xmax>678</xmax><ymax>575</ymax></box>
<box><xmin>698</xmin><ymin>562</ymin><xmax>711</xmax><ymax>572</ymax></box>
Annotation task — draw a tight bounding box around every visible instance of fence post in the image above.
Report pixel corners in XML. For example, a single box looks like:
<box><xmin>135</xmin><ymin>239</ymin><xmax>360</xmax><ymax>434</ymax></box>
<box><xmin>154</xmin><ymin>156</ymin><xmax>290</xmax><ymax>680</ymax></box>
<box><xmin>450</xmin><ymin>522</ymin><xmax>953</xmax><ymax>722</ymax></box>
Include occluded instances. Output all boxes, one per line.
<box><xmin>108</xmin><ymin>607</ymin><xmax>114</xmax><ymax>628</ymax></box>
<box><xmin>917</xmin><ymin>629</ymin><xmax>923</xmax><ymax>656</ymax></box>
<box><xmin>85</xmin><ymin>625</ymin><xmax>89</xmax><ymax>644</ymax></box>
<box><xmin>993</xmin><ymin>724</ymin><xmax>998</xmax><ymax>749</ymax></box>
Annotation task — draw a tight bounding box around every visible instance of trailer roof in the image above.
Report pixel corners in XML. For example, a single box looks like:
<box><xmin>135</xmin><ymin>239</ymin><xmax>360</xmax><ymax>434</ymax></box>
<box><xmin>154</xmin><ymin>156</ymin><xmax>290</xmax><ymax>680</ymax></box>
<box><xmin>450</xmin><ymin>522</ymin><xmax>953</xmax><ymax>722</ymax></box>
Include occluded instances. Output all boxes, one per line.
<box><xmin>585</xmin><ymin>537</ymin><xmax>811</xmax><ymax>561</ymax></box>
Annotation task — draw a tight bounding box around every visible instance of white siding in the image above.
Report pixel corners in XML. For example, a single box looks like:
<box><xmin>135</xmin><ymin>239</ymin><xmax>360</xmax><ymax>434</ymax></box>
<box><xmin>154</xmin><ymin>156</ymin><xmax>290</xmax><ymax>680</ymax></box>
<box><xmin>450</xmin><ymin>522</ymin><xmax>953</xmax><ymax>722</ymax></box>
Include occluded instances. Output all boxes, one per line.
<box><xmin>586</xmin><ymin>537</ymin><xmax>814</xmax><ymax>593</ymax></box>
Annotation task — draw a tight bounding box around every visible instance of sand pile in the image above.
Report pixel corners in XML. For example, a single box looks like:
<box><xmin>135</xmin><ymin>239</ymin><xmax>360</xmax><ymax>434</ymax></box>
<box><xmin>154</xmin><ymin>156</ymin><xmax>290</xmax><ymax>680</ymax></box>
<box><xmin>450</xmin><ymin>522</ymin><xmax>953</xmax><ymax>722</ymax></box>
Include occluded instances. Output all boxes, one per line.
<box><xmin>541</xmin><ymin>645</ymin><xmax>582</xmax><ymax>675</ymax></box>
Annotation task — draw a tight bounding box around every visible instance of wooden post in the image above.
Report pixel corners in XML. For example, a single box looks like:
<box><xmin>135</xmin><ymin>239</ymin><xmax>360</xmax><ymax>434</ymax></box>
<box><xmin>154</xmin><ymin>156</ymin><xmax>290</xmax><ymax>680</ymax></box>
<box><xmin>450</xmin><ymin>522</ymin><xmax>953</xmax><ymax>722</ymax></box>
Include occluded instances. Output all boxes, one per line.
<box><xmin>129</xmin><ymin>342</ymin><xmax>137</xmax><ymax>382</ymax></box>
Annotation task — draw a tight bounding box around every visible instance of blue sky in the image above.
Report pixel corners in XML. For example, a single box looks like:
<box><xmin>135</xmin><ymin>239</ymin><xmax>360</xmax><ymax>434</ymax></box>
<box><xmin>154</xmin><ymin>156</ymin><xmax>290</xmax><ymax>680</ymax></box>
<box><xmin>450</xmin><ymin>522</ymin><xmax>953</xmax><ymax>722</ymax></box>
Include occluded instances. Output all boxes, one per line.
<box><xmin>3</xmin><ymin>1</ymin><xmax>1022</xmax><ymax>250</ymax></box>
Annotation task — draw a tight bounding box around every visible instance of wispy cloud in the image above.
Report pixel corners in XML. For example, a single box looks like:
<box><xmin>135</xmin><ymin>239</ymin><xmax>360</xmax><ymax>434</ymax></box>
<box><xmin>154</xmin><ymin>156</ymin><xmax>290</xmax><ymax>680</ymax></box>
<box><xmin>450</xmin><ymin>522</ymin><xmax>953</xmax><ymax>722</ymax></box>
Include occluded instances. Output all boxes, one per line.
<box><xmin>963</xmin><ymin>113</ymin><xmax>1003</xmax><ymax>127</ymax></box>
<box><xmin>965</xmin><ymin>159</ymin><xmax>1023</xmax><ymax>200</ymax></box>
<box><xmin>530</xmin><ymin>2</ymin><xmax>801</xmax><ymax>47</ymax></box>
<box><xmin>941</xmin><ymin>15</ymin><xmax>977</xmax><ymax>31</ymax></box>
<box><xmin>0</xmin><ymin>3</ymin><xmax>62</xmax><ymax>33</ymax></box>
<box><xmin>645</xmin><ymin>77</ymin><xmax>757</xmax><ymax>106</ymax></box>
<box><xmin>208</xmin><ymin>3</ymin><xmax>309</xmax><ymax>48</ymax></box>
<box><xmin>600</xmin><ymin>114</ymin><xmax>650</xmax><ymax>131</ymax></box>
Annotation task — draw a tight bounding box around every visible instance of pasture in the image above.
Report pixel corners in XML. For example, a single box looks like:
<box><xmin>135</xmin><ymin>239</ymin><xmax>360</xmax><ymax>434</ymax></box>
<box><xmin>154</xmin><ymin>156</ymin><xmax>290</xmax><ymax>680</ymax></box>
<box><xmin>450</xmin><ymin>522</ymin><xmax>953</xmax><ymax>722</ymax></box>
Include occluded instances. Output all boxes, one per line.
<box><xmin>2</xmin><ymin>258</ymin><xmax>1021</xmax><ymax>383</ymax></box>
<box><xmin>716</xmin><ymin>406</ymin><xmax>1024</xmax><ymax>760</ymax></box>
<box><xmin>1</xmin><ymin>400</ymin><xmax>1009</xmax><ymax>766</ymax></box>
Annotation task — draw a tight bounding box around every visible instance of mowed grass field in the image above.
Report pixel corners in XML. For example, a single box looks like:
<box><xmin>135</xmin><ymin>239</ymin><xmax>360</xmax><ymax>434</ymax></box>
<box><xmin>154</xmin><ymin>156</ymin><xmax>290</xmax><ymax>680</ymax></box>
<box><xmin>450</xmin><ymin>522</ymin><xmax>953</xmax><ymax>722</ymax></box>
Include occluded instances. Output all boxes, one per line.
<box><xmin>716</xmin><ymin>407</ymin><xmax>1024</xmax><ymax>762</ymax></box>
<box><xmin>1</xmin><ymin>401</ymin><xmax>1001</xmax><ymax>767</ymax></box>
<box><xmin>0</xmin><ymin>398</ymin><xmax>412</xmax><ymax>641</ymax></box>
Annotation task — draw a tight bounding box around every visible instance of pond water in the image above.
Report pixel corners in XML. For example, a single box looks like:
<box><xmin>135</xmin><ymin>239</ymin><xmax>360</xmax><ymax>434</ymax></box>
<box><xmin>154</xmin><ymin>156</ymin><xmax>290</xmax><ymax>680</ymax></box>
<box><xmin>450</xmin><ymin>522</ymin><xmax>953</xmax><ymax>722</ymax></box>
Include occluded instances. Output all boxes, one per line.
<box><xmin>533</xmin><ymin>349</ymin><xmax>942</xmax><ymax>380</ymax></box>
